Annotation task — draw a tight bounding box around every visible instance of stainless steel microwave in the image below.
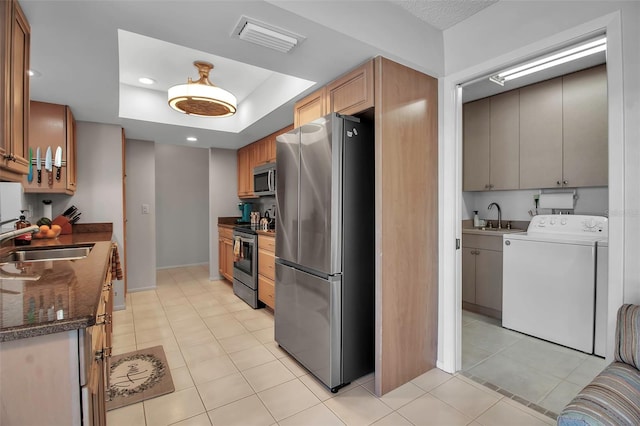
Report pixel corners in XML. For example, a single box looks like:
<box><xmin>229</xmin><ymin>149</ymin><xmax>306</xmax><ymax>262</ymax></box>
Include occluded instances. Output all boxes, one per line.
<box><xmin>253</xmin><ymin>163</ymin><xmax>276</xmax><ymax>196</ymax></box>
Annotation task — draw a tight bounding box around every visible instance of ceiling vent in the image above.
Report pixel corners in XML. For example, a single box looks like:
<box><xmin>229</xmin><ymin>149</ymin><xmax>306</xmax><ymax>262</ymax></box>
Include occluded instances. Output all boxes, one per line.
<box><xmin>231</xmin><ymin>16</ymin><xmax>304</xmax><ymax>53</ymax></box>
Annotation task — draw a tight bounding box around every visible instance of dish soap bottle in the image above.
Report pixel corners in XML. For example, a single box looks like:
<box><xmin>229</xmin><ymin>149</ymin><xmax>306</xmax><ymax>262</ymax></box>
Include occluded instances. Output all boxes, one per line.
<box><xmin>473</xmin><ymin>211</ymin><xmax>480</xmax><ymax>228</ymax></box>
<box><xmin>14</xmin><ymin>214</ymin><xmax>33</xmax><ymax>246</ymax></box>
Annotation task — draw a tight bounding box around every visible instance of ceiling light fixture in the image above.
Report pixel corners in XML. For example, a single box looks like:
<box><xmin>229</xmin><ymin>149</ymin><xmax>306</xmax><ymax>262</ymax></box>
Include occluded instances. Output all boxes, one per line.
<box><xmin>139</xmin><ymin>77</ymin><xmax>155</xmax><ymax>85</ymax></box>
<box><xmin>168</xmin><ymin>61</ymin><xmax>237</xmax><ymax>117</ymax></box>
<box><xmin>232</xmin><ymin>16</ymin><xmax>304</xmax><ymax>53</ymax></box>
<box><xmin>186</xmin><ymin>136</ymin><xmax>198</xmax><ymax>142</ymax></box>
<box><xmin>489</xmin><ymin>36</ymin><xmax>607</xmax><ymax>86</ymax></box>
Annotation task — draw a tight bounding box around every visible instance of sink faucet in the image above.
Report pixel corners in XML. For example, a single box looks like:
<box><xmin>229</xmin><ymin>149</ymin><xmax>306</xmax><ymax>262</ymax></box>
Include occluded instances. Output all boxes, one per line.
<box><xmin>0</xmin><ymin>218</ymin><xmax>18</xmax><ymax>227</ymax></box>
<box><xmin>0</xmin><ymin>225</ymin><xmax>40</xmax><ymax>246</ymax></box>
<box><xmin>488</xmin><ymin>202</ymin><xmax>502</xmax><ymax>229</ymax></box>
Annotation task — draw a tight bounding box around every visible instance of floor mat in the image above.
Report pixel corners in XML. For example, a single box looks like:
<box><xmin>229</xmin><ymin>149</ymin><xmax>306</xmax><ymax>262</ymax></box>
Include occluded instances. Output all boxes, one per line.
<box><xmin>106</xmin><ymin>345</ymin><xmax>174</xmax><ymax>411</ymax></box>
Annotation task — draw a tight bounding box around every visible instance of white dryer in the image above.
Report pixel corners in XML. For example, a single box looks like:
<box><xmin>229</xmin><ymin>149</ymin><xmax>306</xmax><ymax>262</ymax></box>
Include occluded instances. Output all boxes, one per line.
<box><xmin>502</xmin><ymin>215</ymin><xmax>608</xmax><ymax>353</ymax></box>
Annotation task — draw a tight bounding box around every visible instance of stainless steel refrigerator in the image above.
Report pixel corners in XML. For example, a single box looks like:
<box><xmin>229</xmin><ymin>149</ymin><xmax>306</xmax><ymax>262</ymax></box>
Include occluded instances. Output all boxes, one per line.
<box><xmin>275</xmin><ymin>113</ymin><xmax>374</xmax><ymax>393</ymax></box>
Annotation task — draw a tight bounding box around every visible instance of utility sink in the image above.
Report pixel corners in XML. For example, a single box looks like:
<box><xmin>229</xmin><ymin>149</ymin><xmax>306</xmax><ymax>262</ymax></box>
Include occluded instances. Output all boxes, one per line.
<box><xmin>0</xmin><ymin>245</ymin><xmax>93</xmax><ymax>264</ymax></box>
<box><xmin>463</xmin><ymin>227</ymin><xmax>525</xmax><ymax>235</ymax></box>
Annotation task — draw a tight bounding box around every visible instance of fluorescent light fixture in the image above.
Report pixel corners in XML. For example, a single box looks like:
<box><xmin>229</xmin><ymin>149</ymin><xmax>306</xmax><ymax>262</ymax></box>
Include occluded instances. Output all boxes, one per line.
<box><xmin>231</xmin><ymin>16</ymin><xmax>304</xmax><ymax>53</ymax></box>
<box><xmin>490</xmin><ymin>36</ymin><xmax>607</xmax><ymax>86</ymax></box>
<box><xmin>186</xmin><ymin>136</ymin><xmax>198</xmax><ymax>142</ymax></box>
<box><xmin>28</xmin><ymin>69</ymin><xmax>41</xmax><ymax>78</ymax></box>
<box><xmin>138</xmin><ymin>77</ymin><xmax>155</xmax><ymax>85</ymax></box>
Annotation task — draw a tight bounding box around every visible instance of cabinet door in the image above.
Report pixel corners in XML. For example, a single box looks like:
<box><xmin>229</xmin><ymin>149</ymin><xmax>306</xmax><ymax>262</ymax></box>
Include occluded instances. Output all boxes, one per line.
<box><xmin>253</xmin><ymin>139</ymin><xmax>268</xmax><ymax>166</ymax></box>
<box><xmin>462</xmin><ymin>248</ymin><xmax>476</xmax><ymax>303</ymax></box>
<box><xmin>3</xmin><ymin>0</ymin><xmax>29</xmax><ymax>176</ymax></box>
<box><xmin>224</xmin><ymin>238</ymin><xmax>234</xmax><ymax>281</ymax></box>
<box><xmin>0</xmin><ymin>1</ymin><xmax>10</xmax><ymax>162</ymax></box>
<box><xmin>519</xmin><ymin>78</ymin><xmax>563</xmax><ymax>189</ymax></box>
<box><xmin>326</xmin><ymin>60</ymin><xmax>374</xmax><ymax>116</ymax></box>
<box><xmin>24</xmin><ymin>101</ymin><xmax>71</xmax><ymax>192</ymax></box>
<box><xmin>463</xmin><ymin>98</ymin><xmax>490</xmax><ymax>191</ymax></box>
<box><xmin>218</xmin><ymin>238</ymin><xmax>225</xmax><ymax>277</ymax></box>
<box><xmin>258</xmin><ymin>275</ymin><xmax>275</xmax><ymax>309</ymax></box>
<box><xmin>474</xmin><ymin>248</ymin><xmax>503</xmax><ymax>312</ymax></box>
<box><xmin>294</xmin><ymin>88</ymin><xmax>325</xmax><ymax>128</ymax></box>
<box><xmin>258</xmin><ymin>247</ymin><xmax>275</xmax><ymax>281</ymax></box>
<box><xmin>237</xmin><ymin>146</ymin><xmax>250</xmax><ymax>197</ymax></box>
<box><xmin>563</xmin><ymin>65</ymin><xmax>608</xmax><ymax>187</ymax></box>
<box><xmin>65</xmin><ymin>106</ymin><xmax>77</xmax><ymax>191</ymax></box>
<box><xmin>490</xmin><ymin>90</ymin><xmax>519</xmax><ymax>190</ymax></box>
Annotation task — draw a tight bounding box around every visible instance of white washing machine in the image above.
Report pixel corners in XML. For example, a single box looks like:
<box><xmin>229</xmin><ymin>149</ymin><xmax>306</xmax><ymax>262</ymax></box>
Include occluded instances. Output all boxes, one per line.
<box><xmin>502</xmin><ymin>215</ymin><xmax>608</xmax><ymax>353</ymax></box>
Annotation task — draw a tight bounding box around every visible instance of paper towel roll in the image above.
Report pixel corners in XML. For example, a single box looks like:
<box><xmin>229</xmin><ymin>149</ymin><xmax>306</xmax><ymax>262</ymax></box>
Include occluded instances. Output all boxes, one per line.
<box><xmin>538</xmin><ymin>193</ymin><xmax>574</xmax><ymax>209</ymax></box>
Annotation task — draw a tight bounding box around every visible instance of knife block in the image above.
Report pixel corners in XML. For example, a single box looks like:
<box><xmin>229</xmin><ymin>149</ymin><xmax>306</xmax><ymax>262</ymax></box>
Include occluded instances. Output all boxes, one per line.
<box><xmin>52</xmin><ymin>215</ymin><xmax>73</xmax><ymax>235</ymax></box>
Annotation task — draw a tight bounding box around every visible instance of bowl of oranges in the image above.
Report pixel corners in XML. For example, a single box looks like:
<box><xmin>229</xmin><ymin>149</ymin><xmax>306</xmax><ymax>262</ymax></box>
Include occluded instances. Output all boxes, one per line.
<box><xmin>33</xmin><ymin>224</ymin><xmax>62</xmax><ymax>239</ymax></box>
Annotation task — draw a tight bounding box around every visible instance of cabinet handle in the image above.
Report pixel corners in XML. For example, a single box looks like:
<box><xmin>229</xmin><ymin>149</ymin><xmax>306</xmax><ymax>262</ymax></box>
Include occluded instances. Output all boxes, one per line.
<box><xmin>557</xmin><ymin>180</ymin><xmax>561</xmax><ymax>186</ymax></box>
<box><xmin>484</xmin><ymin>184</ymin><xmax>490</xmax><ymax>189</ymax></box>
<box><xmin>95</xmin><ymin>350</ymin><xmax>104</xmax><ymax>361</ymax></box>
<box><xmin>563</xmin><ymin>180</ymin><xmax>568</xmax><ymax>186</ymax></box>
<box><xmin>2</xmin><ymin>153</ymin><xmax>16</xmax><ymax>162</ymax></box>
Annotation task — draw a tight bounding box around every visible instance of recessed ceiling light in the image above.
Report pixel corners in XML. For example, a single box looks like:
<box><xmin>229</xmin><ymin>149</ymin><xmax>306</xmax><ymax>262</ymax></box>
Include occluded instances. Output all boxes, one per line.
<box><xmin>138</xmin><ymin>77</ymin><xmax>156</xmax><ymax>85</ymax></box>
<box><xmin>28</xmin><ymin>69</ymin><xmax>41</xmax><ymax>78</ymax></box>
<box><xmin>186</xmin><ymin>136</ymin><xmax>198</xmax><ymax>142</ymax></box>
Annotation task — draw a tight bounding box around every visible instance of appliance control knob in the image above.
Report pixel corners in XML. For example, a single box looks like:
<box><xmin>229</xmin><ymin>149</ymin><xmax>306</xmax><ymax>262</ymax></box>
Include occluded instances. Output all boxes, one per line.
<box><xmin>561</xmin><ymin>218</ymin><xmax>568</xmax><ymax>225</ymax></box>
<box><xmin>550</xmin><ymin>218</ymin><xmax>556</xmax><ymax>225</ymax></box>
<box><xmin>539</xmin><ymin>218</ymin><xmax>546</xmax><ymax>225</ymax></box>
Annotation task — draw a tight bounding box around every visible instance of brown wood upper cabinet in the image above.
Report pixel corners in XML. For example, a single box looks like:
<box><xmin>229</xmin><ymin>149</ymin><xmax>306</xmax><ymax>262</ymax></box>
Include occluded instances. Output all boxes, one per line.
<box><xmin>23</xmin><ymin>101</ymin><xmax>77</xmax><ymax>194</ymax></box>
<box><xmin>237</xmin><ymin>124</ymin><xmax>292</xmax><ymax>199</ymax></box>
<box><xmin>326</xmin><ymin>59</ymin><xmax>374</xmax><ymax>116</ymax></box>
<box><xmin>293</xmin><ymin>59</ymin><xmax>374</xmax><ymax>127</ymax></box>
<box><xmin>0</xmin><ymin>0</ymin><xmax>30</xmax><ymax>181</ymax></box>
<box><xmin>294</xmin><ymin>88</ymin><xmax>325</xmax><ymax>128</ymax></box>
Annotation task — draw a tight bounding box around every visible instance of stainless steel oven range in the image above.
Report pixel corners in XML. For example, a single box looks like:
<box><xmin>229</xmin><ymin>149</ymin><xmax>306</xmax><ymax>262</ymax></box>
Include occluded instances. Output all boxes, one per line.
<box><xmin>232</xmin><ymin>225</ymin><xmax>259</xmax><ymax>308</ymax></box>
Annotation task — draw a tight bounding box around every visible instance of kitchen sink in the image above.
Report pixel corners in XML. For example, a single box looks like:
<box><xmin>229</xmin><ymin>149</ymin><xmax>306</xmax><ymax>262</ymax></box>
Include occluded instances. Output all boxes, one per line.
<box><xmin>0</xmin><ymin>245</ymin><xmax>93</xmax><ymax>264</ymax></box>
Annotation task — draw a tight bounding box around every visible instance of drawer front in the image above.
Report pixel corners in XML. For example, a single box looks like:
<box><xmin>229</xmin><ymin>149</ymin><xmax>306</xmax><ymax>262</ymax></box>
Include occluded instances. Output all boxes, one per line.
<box><xmin>218</xmin><ymin>226</ymin><xmax>233</xmax><ymax>240</ymax></box>
<box><xmin>258</xmin><ymin>275</ymin><xmax>275</xmax><ymax>310</ymax></box>
<box><xmin>258</xmin><ymin>234</ymin><xmax>275</xmax><ymax>252</ymax></box>
<box><xmin>462</xmin><ymin>233</ymin><xmax>504</xmax><ymax>251</ymax></box>
<box><xmin>258</xmin><ymin>248</ymin><xmax>275</xmax><ymax>280</ymax></box>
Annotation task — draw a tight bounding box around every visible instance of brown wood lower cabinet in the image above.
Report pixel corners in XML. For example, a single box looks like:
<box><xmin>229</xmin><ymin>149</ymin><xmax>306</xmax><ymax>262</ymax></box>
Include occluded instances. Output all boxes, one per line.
<box><xmin>218</xmin><ymin>226</ymin><xmax>234</xmax><ymax>282</ymax></box>
<box><xmin>258</xmin><ymin>233</ymin><xmax>275</xmax><ymax>310</ymax></box>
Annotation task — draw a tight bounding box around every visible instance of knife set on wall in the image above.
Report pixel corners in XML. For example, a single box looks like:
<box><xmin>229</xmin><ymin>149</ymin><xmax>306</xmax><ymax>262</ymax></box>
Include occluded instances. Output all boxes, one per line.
<box><xmin>26</xmin><ymin>146</ymin><xmax>63</xmax><ymax>185</ymax></box>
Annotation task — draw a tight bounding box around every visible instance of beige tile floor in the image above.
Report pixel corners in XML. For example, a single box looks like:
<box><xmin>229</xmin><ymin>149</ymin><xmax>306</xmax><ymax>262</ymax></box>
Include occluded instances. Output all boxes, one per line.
<box><xmin>461</xmin><ymin>310</ymin><xmax>608</xmax><ymax>417</ymax></box>
<box><xmin>108</xmin><ymin>265</ymin><xmax>555</xmax><ymax>426</ymax></box>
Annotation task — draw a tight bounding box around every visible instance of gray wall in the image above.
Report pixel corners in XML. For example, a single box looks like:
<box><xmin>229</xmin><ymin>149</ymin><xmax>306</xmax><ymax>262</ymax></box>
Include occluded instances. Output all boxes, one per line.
<box><xmin>155</xmin><ymin>144</ymin><xmax>209</xmax><ymax>268</ymax></box>
<box><xmin>125</xmin><ymin>139</ymin><xmax>156</xmax><ymax>292</ymax></box>
<box><xmin>208</xmin><ymin>148</ymin><xmax>241</xmax><ymax>280</ymax></box>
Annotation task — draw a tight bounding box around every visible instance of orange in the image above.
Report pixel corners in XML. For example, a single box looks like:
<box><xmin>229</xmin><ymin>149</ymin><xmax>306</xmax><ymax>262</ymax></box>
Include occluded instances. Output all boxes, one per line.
<box><xmin>46</xmin><ymin>229</ymin><xmax>57</xmax><ymax>238</ymax></box>
<box><xmin>39</xmin><ymin>224</ymin><xmax>50</xmax><ymax>233</ymax></box>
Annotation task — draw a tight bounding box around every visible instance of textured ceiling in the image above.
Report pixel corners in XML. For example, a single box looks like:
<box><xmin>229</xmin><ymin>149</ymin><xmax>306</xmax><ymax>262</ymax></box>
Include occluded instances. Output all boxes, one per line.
<box><xmin>390</xmin><ymin>0</ymin><xmax>498</xmax><ymax>30</ymax></box>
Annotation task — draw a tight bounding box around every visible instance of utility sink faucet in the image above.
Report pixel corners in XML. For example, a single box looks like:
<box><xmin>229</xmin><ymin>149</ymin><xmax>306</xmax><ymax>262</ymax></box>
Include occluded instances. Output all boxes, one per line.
<box><xmin>488</xmin><ymin>202</ymin><xmax>502</xmax><ymax>229</ymax></box>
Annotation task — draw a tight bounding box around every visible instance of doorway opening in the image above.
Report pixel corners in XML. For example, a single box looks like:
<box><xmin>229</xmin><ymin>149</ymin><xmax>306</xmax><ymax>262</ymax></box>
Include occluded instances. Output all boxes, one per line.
<box><xmin>457</xmin><ymin>34</ymin><xmax>610</xmax><ymax>417</ymax></box>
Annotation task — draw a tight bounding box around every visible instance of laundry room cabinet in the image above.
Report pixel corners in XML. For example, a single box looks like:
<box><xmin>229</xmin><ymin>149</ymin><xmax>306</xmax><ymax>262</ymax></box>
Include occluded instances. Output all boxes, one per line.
<box><xmin>462</xmin><ymin>232</ymin><xmax>504</xmax><ymax>319</ymax></box>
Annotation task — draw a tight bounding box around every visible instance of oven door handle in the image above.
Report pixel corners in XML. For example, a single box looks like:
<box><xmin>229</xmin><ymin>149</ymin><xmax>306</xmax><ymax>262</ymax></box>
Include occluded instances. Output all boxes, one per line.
<box><xmin>234</xmin><ymin>236</ymin><xmax>255</xmax><ymax>245</ymax></box>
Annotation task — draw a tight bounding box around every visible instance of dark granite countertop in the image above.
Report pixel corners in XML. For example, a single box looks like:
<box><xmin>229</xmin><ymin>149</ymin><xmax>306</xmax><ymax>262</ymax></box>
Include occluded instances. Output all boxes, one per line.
<box><xmin>0</xmin><ymin>232</ymin><xmax>113</xmax><ymax>342</ymax></box>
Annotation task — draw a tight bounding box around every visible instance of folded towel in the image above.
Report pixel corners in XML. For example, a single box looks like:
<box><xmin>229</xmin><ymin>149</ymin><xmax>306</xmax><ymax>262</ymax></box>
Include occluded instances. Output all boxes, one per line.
<box><xmin>233</xmin><ymin>236</ymin><xmax>241</xmax><ymax>262</ymax></box>
<box><xmin>111</xmin><ymin>243</ymin><xmax>124</xmax><ymax>280</ymax></box>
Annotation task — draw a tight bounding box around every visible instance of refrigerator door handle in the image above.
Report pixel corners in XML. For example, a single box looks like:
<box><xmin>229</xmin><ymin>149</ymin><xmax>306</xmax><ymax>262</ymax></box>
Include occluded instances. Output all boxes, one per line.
<box><xmin>269</xmin><ymin>169</ymin><xmax>275</xmax><ymax>192</ymax></box>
